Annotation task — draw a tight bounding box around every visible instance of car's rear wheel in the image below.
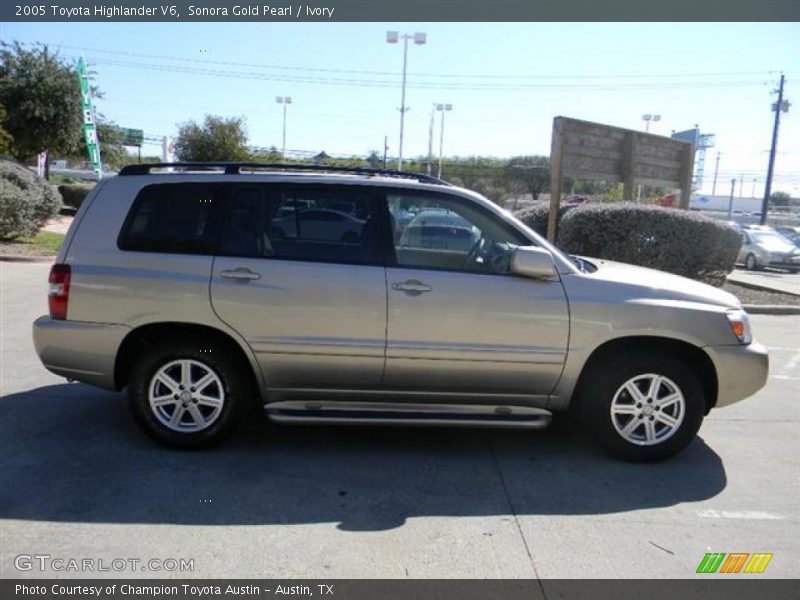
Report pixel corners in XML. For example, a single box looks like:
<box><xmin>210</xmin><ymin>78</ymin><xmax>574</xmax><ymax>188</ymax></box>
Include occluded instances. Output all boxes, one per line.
<box><xmin>580</xmin><ymin>352</ymin><xmax>705</xmax><ymax>461</ymax></box>
<box><xmin>744</xmin><ymin>253</ymin><xmax>758</xmax><ymax>270</ymax></box>
<box><xmin>128</xmin><ymin>339</ymin><xmax>250</xmax><ymax>449</ymax></box>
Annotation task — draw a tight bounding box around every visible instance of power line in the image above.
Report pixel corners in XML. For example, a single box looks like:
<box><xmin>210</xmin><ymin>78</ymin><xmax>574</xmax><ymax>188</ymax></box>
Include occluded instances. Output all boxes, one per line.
<box><xmin>50</xmin><ymin>43</ymin><xmax>793</xmax><ymax>82</ymax></box>
<box><xmin>72</xmin><ymin>56</ymin><xmax>774</xmax><ymax>92</ymax></box>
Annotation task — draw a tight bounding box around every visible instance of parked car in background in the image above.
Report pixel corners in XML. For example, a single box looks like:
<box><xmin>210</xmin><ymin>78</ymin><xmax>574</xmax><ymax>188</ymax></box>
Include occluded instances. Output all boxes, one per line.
<box><xmin>775</xmin><ymin>226</ymin><xmax>800</xmax><ymax>247</ymax></box>
<box><xmin>398</xmin><ymin>208</ymin><xmax>480</xmax><ymax>253</ymax></box>
<box><xmin>738</xmin><ymin>225</ymin><xmax>800</xmax><ymax>272</ymax></box>
<box><xmin>271</xmin><ymin>208</ymin><xmax>365</xmax><ymax>243</ymax></box>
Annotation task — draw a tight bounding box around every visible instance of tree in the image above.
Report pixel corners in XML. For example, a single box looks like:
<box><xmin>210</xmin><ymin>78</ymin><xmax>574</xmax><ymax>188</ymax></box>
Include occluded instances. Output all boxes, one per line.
<box><xmin>769</xmin><ymin>191</ymin><xmax>791</xmax><ymax>207</ymax></box>
<box><xmin>0</xmin><ymin>104</ymin><xmax>13</xmax><ymax>156</ymax></box>
<box><xmin>174</xmin><ymin>115</ymin><xmax>250</xmax><ymax>161</ymax></box>
<box><xmin>507</xmin><ymin>156</ymin><xmax>550</xmax><ymax>200</ymax></box>
<box><xmin>0</xmin><ymin>42</ymin><xmax>82</xmax><ymax>170</ymax></box>
<box><xmin>96</xmin><ymin>122</ymin><xmax>129</xmax><ymax>170</ymax></box>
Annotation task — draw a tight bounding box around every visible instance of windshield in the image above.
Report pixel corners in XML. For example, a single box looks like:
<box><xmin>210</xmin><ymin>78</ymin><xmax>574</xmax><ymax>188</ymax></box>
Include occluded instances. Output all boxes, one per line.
<box><xmin>751</xmin><ymin>231</ymin><xmax>795</xmax><ymax>246</ymax></box>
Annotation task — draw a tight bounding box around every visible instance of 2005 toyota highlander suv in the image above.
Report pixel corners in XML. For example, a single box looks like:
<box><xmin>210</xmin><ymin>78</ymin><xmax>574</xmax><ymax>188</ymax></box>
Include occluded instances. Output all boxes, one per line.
<box><xmin>33</xmin><ymin>163</ymin><xmax>769</xmax><ymax>461</ymax></box>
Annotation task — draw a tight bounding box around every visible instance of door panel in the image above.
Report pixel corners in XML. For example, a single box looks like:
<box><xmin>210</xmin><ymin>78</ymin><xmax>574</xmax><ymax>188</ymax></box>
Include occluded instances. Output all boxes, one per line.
<box><xmin>385</xmin><ymin>268</ymin><xmax>569</xmax><ymax>394</ymax></box>
<box><xmin>212</xmin><ymin>259</ymin><xmax>386</xmax><ymax>388</ymax></box>
<box><xmin>210</xmin><ymin>184</ymin><xmax>387</xmax><ymax>389</ymax></box>
<box><xmin>384</xmin><ymin>191</ymin><xmax>569</xmax><ymax>396</ymax></box>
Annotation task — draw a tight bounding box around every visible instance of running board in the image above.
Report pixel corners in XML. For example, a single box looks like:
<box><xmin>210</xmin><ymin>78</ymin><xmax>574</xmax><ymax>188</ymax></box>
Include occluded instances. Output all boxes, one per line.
<box><xmin>264</xmin><ymin>401</ymin><xmax>552</xmax><ymax>429</ymax></box>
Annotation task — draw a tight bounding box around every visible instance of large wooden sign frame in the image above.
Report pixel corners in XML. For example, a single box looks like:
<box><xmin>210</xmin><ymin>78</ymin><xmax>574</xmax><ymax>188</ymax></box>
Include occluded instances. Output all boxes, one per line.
<box><xmin>547</xmin><ymin>116</ymin><xmax>695</xmax><ymax>241</ymax></box>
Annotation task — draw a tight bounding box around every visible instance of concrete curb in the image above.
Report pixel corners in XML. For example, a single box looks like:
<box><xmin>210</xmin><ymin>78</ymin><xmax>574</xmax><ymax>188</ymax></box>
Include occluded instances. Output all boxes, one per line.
<box><xmin>727</xmin><ymin>274</ymin><xmax>800</xmax><ymax>298</ymax></box>
<box><xmin>0</xmin><ymin>254</ymin><xmax>55</xmax><ymax>264</ymax></box>
<box><xmin>743</xmin><ymin>304</ymin><xmax>800</xmax><ymax>315</ymax></box>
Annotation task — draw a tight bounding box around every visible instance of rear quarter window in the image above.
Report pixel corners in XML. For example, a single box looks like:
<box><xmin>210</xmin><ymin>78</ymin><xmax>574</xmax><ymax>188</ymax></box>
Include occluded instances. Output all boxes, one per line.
<box><xmin>118</xmin><ymin>184</ymin><xmax>227</xmax><ymax>254</ymax></box>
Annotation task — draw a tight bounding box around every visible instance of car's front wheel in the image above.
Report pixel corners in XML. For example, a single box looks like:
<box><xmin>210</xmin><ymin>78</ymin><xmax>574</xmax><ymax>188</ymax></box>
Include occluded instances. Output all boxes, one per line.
<box><xmin>744</xmin><ymin>253</ymin><xmax>759</xmax><ymax>270</ymax></box>
<box><xmin>580</xmin><ymin>352</ymin><xmax>705</xmax><ymax>461</ymax></box>
<box><xmin>128</xmin><ymin>339</ymin><xmax>250</xmax><ymax>449</ymax></box>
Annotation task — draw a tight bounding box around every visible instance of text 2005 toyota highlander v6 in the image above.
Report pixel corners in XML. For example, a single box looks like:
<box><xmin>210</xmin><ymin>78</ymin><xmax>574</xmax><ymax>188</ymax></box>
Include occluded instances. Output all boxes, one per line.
<box><xmin>33</xmin><ymin>163</ymin><xmax>768</xmax><ymax>461</ymax></box>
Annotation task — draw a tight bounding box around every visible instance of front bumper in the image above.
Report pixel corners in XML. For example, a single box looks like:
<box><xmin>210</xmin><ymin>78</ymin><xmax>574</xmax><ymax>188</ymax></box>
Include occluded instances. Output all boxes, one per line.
<box><xmin>704</xmin><ymin>341</ymin><xmax>769</xmax><ymax>408</ymax></box>
<box><xmin>32</xmin><ymin>316</ymin><xmax>130</xmax><ymax>390</ymax></box>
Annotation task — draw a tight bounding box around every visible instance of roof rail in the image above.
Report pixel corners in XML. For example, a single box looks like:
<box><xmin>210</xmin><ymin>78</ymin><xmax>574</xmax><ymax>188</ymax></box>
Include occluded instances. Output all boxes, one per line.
<box><xmin>117</xmin><ymin>162</ymin><xmax>451</xmax><ymax>186</ymax></box>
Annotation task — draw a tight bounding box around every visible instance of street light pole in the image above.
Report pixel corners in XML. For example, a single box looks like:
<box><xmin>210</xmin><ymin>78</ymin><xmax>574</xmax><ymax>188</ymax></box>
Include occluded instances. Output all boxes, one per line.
<box><xmin>427</xmin><ymin>104</ymin><xmax>435</xmax><ymax>175</ymax></box>
<box><xmin>642</xmin><ymin>113</ymin><xmax>661</xmax><ymax>133</ymax></box>
<box><xmin>436</xmin><ymin>103</ymin><xmax>452</xmax><ymax>179</ymax></box>
<box><xmin>387</xmin><ymin>31</ymin><xmax>426</xmax><ymax>171</ymax></box>
<box><xmin>727</xmin><ymin>178</ymin><xmax>736</xmax><ymax>219</ymax></box>
<box><xmin>275</xmin><ymin>96</ymin><xmax>292</xmax><ymax>158</ymax></box>
<box><xmin>638</xmin><ymin>114</ymin><xmax>661</xmax><ymax>201</ymax></box>
<box><xmin>711</xmin><ymin>152</ymin><xmax>721</xmax><ymax>196</ymax></box>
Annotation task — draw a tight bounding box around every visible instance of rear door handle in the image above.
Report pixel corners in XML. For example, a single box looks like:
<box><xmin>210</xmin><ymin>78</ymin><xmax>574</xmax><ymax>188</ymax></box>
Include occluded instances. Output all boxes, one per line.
<box><xmin>221</xmin><ymin>267</ymin><xmax>261</xmax><ymax>281</ymax></box>
<box><xmin>392</xmin><ymin>279</ymin><xmax>432</xmax><ymax>295</ymax></box>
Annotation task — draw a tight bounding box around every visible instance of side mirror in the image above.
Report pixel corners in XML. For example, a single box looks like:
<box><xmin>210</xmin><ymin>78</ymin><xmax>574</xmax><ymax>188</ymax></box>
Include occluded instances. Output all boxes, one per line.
<box><xmin>510</xmin><ymin>246</ymin><xmax>557</xmax><ymax>279</ymax></box>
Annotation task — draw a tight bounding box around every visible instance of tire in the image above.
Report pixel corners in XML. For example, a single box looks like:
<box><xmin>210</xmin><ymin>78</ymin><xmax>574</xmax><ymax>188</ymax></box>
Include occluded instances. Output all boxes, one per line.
<box><xmin>128</xmin><ymin>338</ymin><xmax>251</xmax><ymax>449</ymax></box>
<box><xmin>744</xmin><ymin>253</ymin><xmax>758</xmax><ymax>270</ymax></box>
<box><xmin>579</xmin><ymin>351</ymin><xmax>705</xmax><ymax>462</ymax></box>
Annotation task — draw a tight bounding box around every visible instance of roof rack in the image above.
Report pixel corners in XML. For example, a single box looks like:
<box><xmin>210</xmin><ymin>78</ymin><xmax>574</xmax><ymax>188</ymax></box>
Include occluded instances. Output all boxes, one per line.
<box><xmin>117</xmin><ymin>162</ymin><xmax>451</xmax><ymax>186</ymax></box>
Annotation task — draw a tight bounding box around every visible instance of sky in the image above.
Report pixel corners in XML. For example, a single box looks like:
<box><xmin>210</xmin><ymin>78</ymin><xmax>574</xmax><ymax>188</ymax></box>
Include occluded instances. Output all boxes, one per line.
<box><xmin>2</xmin><ymin>21</ymin><xmax>800</xmax><ymax>196</ymax></box>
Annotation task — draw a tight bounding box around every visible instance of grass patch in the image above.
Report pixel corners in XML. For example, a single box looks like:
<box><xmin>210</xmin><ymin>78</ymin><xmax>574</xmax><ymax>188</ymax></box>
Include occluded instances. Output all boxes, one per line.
<box><xmin>16</xmin><ymin>231</ymin><xmax>66</xmax><ymax>255</ymax></box>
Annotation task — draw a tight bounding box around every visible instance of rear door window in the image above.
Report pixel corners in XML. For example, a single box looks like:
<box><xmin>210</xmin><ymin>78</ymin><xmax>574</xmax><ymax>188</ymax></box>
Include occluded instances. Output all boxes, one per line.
<box><xmin>118</xmin><ymin>184</ymin><xmax>227</xmax><ymax>255</ymax></box>
<box><xmin>220</xmin><ymin>185</ymin><xmax>383</xmax><ymax>265</ymax></box>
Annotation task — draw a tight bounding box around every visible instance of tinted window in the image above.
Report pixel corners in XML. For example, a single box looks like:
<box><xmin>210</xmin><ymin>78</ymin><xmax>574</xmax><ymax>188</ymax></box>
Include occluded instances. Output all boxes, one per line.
<box><xmin>118</xmin><ymin>184</ymin><xmax>227</xmax><ymax>255</ymax></box>
<box><xmin>389</xmin><ymin>194</ymin><xmax>527</xmax><ymax>274</ymax></box>
<box><xmin>221</xmin><ymin>186</ymin><xmax>381</xmax><ymax>265</ymax></box>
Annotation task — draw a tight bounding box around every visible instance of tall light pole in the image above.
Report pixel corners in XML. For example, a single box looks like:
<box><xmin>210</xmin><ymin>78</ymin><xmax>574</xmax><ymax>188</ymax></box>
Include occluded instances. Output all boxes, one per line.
<box><xmin>275</xmin><ymin>96</ymin><xmax>292</xmax><ymax>158</ymax></box>
<box><xmin>711</xmin><ymin>152</ymin><xmax>721</xmax><ymax>196</ymax></box>
<box><xmin>387</xmin><ymin>30</ymin><xmax>426</xmax><ymax>171</ymax></box>
<box><xmin>752</xmin><ymin>178</ymin><xmax>758</xmax><ymax>198</ymax></box>
<box><xmin>637</xmin><ymin>114</ymin><xmax>661</xmax><ymax>202</ymax></box>
<box><xmin>436</xmin><ymin>103</ymin><xmax>453</xmax><ymax>179</ymax></box>
<box><xmin>642</xmin><ymin>113</ymin><xmax>661</xmax><ymax>133</ymax></box>
<box><xmin>727</xmin><ymin>178</ymin><xmax>736</xmax><ymax>219</ymax></box>
<box><xmin>426</xmin><ymin>104</ymin><xmax>435</xmax><ymax>175</ymax></box>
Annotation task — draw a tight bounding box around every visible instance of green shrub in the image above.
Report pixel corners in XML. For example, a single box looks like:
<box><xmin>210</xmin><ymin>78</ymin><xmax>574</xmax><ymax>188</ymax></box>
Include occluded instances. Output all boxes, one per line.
<box><xmin>514</xmin><ymin>201</ymin><xmax>575</xmax><ymax>237</ymax></box>
<box><xmin>58</xmin><ymin>183</ymin><xmax>93</xmax><ymax>209</ymax></box>
<box><xmin>557</xmin><ymin>202</ymin><xmax>741</xmax><ymax>286</ymax></box>
<box><xmin>0</xmin><ymin>159</ymin><xmax>61</xmax><ymax>239</ymax></box>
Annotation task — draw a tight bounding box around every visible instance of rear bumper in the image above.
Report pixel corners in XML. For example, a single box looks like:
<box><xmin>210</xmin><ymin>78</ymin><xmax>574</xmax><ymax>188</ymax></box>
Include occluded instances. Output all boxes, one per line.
<box><xmin>32</xmin><ymin>316</ymin><xmax>130</xmax><ymax>390</ymax></box>
<box><xmin>705</xmin><ymin>341</ymin><xmax>769</xmax><ymax>408</ymax></box>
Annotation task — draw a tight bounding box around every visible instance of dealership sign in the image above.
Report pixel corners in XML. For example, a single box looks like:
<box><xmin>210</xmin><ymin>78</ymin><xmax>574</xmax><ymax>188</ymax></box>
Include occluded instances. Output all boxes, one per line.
<box><xmin>77</xmin><ymin>56</ymin><xmax>102</xmax><ymax>179</ymax></box>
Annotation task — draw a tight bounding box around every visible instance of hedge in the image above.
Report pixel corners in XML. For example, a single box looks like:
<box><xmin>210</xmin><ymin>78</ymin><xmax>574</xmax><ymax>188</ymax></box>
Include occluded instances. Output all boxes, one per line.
<box><xmin>514</xmin><ymin>202</ymin><xmax>575</xmax><ymax>237</ymax></box>
<box><xmin>58</xmin><ymin>184</ymin><xmax>94</xmax><ymax>209</ymax></box>
<box><xmin>555</xmin><ymin>203</ymin><xmax>741</xmax><ymax>286</ymax></box>
<box><xmin>0</xmin><ymin>160</ymin><xmax>61</xmax><ymax>240</ymax></box>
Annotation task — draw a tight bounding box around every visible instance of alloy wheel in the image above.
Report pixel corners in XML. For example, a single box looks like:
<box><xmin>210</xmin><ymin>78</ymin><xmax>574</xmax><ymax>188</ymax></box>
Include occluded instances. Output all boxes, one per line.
<box><xmin>148</xmin><ymin>359</ymin><xmax>225</xmax><ymax>432</ymax></box>
<box><xmin>609</xmin><ymin>373</ymin><xmax>685</xmax><ymax>446</ymax></box>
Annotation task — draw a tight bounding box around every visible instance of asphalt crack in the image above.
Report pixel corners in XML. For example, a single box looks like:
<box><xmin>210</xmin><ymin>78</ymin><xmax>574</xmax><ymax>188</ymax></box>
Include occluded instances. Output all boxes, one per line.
<box><xmin>490</xmin><ymin>441</ymin><xmax>547</xmax><ymax>599</ymax></box>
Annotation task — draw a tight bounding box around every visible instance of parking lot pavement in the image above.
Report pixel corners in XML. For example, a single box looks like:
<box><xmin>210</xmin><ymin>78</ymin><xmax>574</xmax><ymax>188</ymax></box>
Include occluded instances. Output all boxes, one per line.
<box><xmin>1</xmin><ymin>261</ymin><xmax>798</xmax><ymax>579</ymax></box>
<box><xmin>728</xmin><ymin>268</ymin><xmax>800</xmax><ymax>296</ymax></box>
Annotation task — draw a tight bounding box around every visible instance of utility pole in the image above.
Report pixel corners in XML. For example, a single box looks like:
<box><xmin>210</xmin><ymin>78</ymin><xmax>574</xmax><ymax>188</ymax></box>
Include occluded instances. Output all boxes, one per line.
<box><xmin>727</xmin><ymin>178</ymin><xmax>736</xmax><ymax>219</ymax></box>
<box><xmin>711</xmin><ymin>152</ymin><xmax>721</xmax><ymax>196</ymax></box>
<box><xmin>383</xmin><ymin>136</ymin><xmax>388</xmax><ymax>169</ymax></box>
<box><xmin>739</xmin><ymin>174</ymin><xmax>743</xmax><ymax>198</ymax></box>
<box><xmin>752</xmin><ymin>178</ymin><xmax>758</xmax><ymax>198</ymax></box>
<box><xmin>762</xmin><ymin>73</ymin><xmax>789</xmax><ymax>225</ymax></box>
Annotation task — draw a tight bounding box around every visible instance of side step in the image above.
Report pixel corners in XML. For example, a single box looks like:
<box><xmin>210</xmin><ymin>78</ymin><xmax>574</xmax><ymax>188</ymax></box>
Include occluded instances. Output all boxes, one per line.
<box><xmin>264</xmin><ymin>400</ymin><xmax>552</xmax><ymax>429</ymax></box>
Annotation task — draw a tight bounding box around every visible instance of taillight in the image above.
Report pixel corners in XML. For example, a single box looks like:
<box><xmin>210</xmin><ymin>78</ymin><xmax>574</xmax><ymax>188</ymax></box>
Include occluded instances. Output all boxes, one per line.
<box><xmin>48</xmin><ymin>264</ymin><xmax>71</xmax><ymax>320</ymax></box>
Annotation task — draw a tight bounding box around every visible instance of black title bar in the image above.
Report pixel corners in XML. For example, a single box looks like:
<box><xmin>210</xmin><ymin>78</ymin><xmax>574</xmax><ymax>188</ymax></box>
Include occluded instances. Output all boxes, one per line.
<box><xmin>3</xmin><ymin>0</ymin><xmax>800</xmax><ymax>22</ymax></box>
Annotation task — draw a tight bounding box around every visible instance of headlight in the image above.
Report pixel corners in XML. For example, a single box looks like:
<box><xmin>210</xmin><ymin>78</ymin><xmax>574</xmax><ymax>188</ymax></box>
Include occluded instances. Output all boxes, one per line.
<box><xmin>726</xmin><ymin>309</ymin><xmax>752</xmax><ymax>345</ymax></box>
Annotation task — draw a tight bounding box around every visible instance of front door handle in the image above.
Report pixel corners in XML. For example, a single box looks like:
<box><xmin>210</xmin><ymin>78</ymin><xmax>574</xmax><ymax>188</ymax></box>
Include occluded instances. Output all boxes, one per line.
<box><xmin>392</xmin><ymin>279</ymin><xmax>432</xmax><ymax>295</ymax></box>
<box><xmin>221</xmin><ymin>267</ymin><xmax>261</xmax><ymax>281</ymax></box>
